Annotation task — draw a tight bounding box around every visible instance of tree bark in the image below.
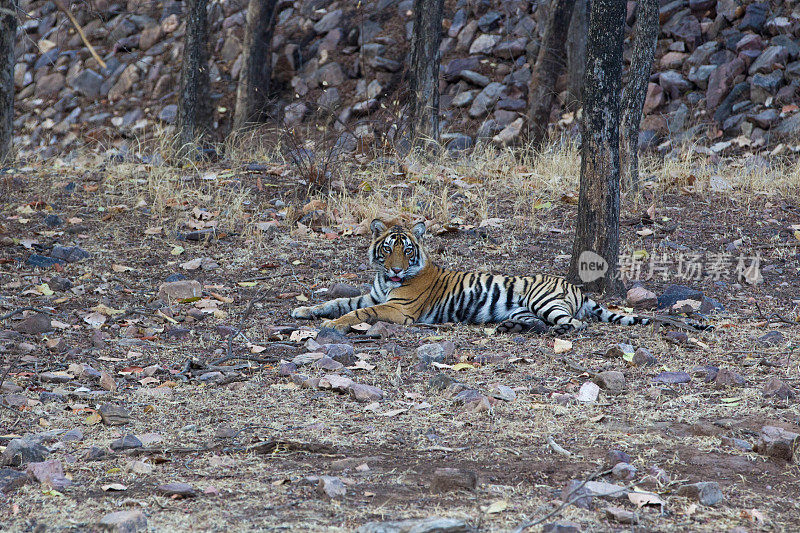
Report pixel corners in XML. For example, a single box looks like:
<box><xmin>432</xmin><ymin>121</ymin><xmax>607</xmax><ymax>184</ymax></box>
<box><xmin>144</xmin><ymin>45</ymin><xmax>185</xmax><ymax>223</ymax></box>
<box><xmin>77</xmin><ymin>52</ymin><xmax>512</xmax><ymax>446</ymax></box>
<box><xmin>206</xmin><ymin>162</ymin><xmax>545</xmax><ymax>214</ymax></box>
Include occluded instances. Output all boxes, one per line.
<box><xmin>565</xmin><ymin>0</ymin><xmax>589</xmax><ymax>110</ymax></box>
<box><xmin>178</xmin><ymin>0</ymin><xmax>211</xmax><ymax>150</ymax></box>
<box><xmin>0</xmin><ymin>0</ymin><xmax>16</xmax><ymax>161</ymax></box>
<box><xmin>619</xmin><ymin>0</ymin><xmax>658</xmax><ymax>192</ymax></box>
<box><xmin>408</xmin><ymin>0</ymin><xmax>444</xmax><ymax>146</ymax></box>
<box><xmin>233</xmin><ymin>0</ymin><xmax>279</xmax><ymax>130</ymax></box>
<box><xmin>567</xmin><ymin>0</ymin><xmax>626</xmax><ymax>295</ymax></box>
<box><xmin>527</xmin><ymin>0</ymin><xmax>577</xmax><ymax>148</ymax></box>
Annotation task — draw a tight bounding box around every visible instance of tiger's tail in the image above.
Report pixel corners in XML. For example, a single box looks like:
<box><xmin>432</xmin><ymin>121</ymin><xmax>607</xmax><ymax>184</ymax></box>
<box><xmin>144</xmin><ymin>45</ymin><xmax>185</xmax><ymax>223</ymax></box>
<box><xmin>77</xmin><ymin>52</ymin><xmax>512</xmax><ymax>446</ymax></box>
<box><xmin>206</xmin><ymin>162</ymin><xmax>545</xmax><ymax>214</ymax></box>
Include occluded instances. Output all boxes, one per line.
<box><xmin>581</xmin><ymin>298</ymin><xmax>714</xmax><ymax>331</ymax></box>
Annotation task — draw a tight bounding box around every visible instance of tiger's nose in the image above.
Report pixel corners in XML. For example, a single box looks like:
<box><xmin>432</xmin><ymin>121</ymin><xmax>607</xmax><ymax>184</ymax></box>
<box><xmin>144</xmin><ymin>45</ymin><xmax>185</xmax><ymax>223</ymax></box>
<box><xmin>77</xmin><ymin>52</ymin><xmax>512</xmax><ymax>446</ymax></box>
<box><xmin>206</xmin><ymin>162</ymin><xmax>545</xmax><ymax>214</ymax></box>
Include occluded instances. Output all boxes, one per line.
<box><xmin>391</xmin><ymin>267</ymin><xmax>402</xmax><ymax>274</ymax></box>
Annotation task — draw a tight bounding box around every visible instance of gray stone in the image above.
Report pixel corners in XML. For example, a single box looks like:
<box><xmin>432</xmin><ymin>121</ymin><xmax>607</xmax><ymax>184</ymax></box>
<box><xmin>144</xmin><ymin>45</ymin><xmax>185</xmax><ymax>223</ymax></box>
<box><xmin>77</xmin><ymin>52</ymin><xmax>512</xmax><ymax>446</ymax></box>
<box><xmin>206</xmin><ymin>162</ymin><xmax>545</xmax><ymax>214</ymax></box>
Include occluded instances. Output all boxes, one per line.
<box><xmin>658</xmin><ymin>284</ymin><xmax>703</xmax><ymax>309</ymax></box>
<box><xmin>677</xmin><ymin>482</ymin><xmax>724</xmax><ymax>506</ymax></box>
<box><xmin>469</xmin><ymin>82</ymin><xmax>505</xmax><ymax>118</ymax></box>
<box><xmin>739</xmin><ymin>2</ymin><xmax>768</xmax><ymax>32</ymax></box>
<box><xmin>317</xmin><ymin>475</ymin><xmax>346</xmax><ymax>498</ymax></box>
<box><xmin>314</xmin><ymin>10</ymin><xmax>342</xmax><ymax>34</ymax></box>
<box><xmin>349</xmin><ymin>383</ymin><xmax>385</xmax><ymax>402</ymax></box>
<box><xmin>70</xmin><ymin>69</ymin><xmax>103</xmax><ymax>98</ymax></box>
<box><xmin>659</xmin><ymin>70</ymin><xmax>691</xmax><ymax>98</ymax></box>
<box><xmin>110</xmin><ymin>434</ymin><xmax>142</xmax><ymax>450</ymax></box>
<box><xmin>706</xmin><ymin>58</ymin><xmax>745</xmax><ymax>109</ymax></box>
<box><xmin>459</xmin><ymin>70</ymin><xmax>490</xmax><ymax>87</ymax></box>
<box><xmin>158</xmin><ymin>104</ymin><xmax>177</xmax><ymax>124</ymax></box>
<box><xmin>317</xmin><ymin>87</ymin><xmax>341</xmax><ymax>108</ymax></box>
<box><xmin>357</xmin><ymin>517</ymin><xmax>472</xmax><ymax>533</ymax></box>
<box><xmin>477</xmin><ymin>11</ymin><xmax>502</xmax><ymax>32</ymax></box>
<box><xmin>97</xmin><ymin>510</ymin><xmax>147</xmax><ymax>533</ymax></box>
<box><xmin>417</xmin><ymin>341</ymin><xmax>455</xmax><ymax>364</ymax></box>
<box><xmin>687</xmin><ymin>41</ymin><xmax>719</xmax><ymax>66</ymax></box>
<box><xmin>653</xmin><ymin>371</ymin><xmax>691</xmax><ymax>384</ymax></box>
<box><xmin>443</xmin><ymin>57</ymin><xmax>481</xmax><ymax>81</ymax></box>
<box><xmin>157</xmin><ymin>482</ymin><xmax>197</xmax><ymax>497</ymax></box>
<box><xmin>1</xmin><ymin>437</ymin><xmax>49</xmax><ymax>466</ymax></box>
<box><xmin>755</xmin><ymin>425</ymin><xmax>799</xmax><ymax>460</ymax></box>
<box><xmin>283</xmin><ymin>102</ymin><xmax>307</xmax><ymax>127</ymax></box>
<box><xmin>774</xmin><ymin>113</ymin><xmax>800</xmax><ymax>136</ymax></box>
<box><xmin>751</xmin><ymin>71</ymin><xmax>784</xmax><ymax>103</ymax></box>
<box><xmin>748</xmin><ymin>108</ymin><xmax>779</xmax><ymax>128</ymax></box>
<box><xmin>594</xmin><ymin>371</ymin><xmax>626</xmax><ymax>393</ymax></box>
<box><xmin>0</xmin><ymin>468</ymin><xmax>28</xmax><ymax>493</ymax></box>
<box><xmin>662</xmin><ymin>9</ymin><xmax>702</xmax><ymax>48</ymax></box>
<box><xmin>469</xmin><ymin>34</ymin><xmax>501</xmax><ymax>55</ymax></box>
<box><xmin>367</xmin><ymin>56</ymin><xmax>401</xmax><ymax>72</ymax></box>
<box><xmin>750</xmin><ymin>45</ymin><xmax>789</xmax><ymax>75</ymax></box>
<box><xmin>493</xmin><ymin>37</ymin><xmax>527</xmax><ymax>58</ymax></box>
<box><xmin>13</xmin><ymin>314</ymin><xmax>51</xmax><ymax>335</ymax></box>
<box><xmin>451</xmin><ymin>90</ymin><xmax>476</xmax><ymax>107</ymax></box>
<box><xmin>317</xmin><ymin>62</ymin><xmax>345</xmax><ymax>86</ymax></box>
<box><xmin>762</xmin><ymin>377</ymin><xmax>795</xmax><ymax>400</ymax></box>
<box><xmin>492</xmin><ymin>117</ymin><xmax>524</xmax><ymax>145</ymax></box>
<box><xmin>158</xmin><ymin>280</ymin><xmax>202</xmax><ymax>301</ymax></box>
<box><xmin>687</xmin><ymin>65</ymin><xmax>716</xmax><ymax>89</ymax></box>
<box><xmin>99</xmin><ymin>403</ymin><xmax>131</xmax><ymax>426</ymax></box>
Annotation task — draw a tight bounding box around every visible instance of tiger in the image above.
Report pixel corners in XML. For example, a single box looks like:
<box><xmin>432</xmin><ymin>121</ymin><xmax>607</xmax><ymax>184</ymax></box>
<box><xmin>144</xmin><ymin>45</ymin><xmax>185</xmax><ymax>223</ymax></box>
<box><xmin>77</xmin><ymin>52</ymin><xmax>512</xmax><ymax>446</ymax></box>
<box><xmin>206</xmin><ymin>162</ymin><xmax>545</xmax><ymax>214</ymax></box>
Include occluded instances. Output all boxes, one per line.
<box><xmin>291</xmin><ymin>219</ymin><xmax>658</xmax><ymax>335</ymax></box>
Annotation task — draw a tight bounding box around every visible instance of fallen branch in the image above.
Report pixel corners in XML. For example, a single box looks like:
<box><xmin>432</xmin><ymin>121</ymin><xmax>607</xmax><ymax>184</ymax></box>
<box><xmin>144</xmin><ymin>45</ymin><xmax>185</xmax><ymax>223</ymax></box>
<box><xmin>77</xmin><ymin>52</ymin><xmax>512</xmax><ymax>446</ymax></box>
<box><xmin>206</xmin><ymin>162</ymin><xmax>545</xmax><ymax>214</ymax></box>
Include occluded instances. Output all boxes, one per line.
<box><xmin>0</xmin><ymin>307</ymin><xmax>52</xmax><ymax>321</ymax></box>
<box><xmin>547</xmin><ymin>436</ymin><xmax>579</xmax><ymax>458</ymax></box>
<box><xmin>754</xmin><ymin>301</ymin><xmax>799</xmax><ymax>326</ymax></box>
<box><xmin>53</xmin><ymin>0</ymin><xmax>106</xmax><ymax>69</ymax></box>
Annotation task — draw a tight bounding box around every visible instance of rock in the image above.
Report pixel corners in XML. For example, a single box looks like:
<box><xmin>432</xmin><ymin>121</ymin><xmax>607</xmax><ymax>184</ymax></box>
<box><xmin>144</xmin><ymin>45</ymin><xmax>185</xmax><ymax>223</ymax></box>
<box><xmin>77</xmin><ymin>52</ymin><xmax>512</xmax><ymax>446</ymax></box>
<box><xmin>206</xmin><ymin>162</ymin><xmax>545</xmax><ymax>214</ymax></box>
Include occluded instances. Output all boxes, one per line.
<box><xmin>459</xmin><ymin>70</ymin><xmax>490</xmax><ymax>87</ymax></box>
<box><xmin>750</xmin><ymin>45</ymin><xmax>789</xmax><ymax>75</ymax></box>
<box><xmin>751</xmin><ymin>71</ymin><xmax>784</xmax><ymax>103</ymax></box>
<box><xmin>317</xmin><ymin>62</ymin><xmax>345</xmax><ymax>86</ymax></box>
<box><xmin>626</xmin><ymin>286</ymin><xmax>658</xmax><ymax>309</ymax></box>
<box><xmin>431</xmin><ymin>467</ymin><xmax>477</xmax><ymax>492</ymax></box>
<box><xmin>99</xmin><ymin>403</ymin><xmax>131</xmax><ymax>426</ymax></box>
<box><xmin>607</xmin><ymin>449</ymin><xmax>632</xmax><ymax>465</ymax></box>
<box><xmin>367</xmin><ymin>56</ymin><xmax>401</xmax><ymax>72</ymax></box>
<box><xmin>584</xmin><ymin>480</ymin><xmax>629</xmax><ymax>499</ymax></box>
<box><xmin>633</xmin><ymin>347</ymin><xmax>658</xmax><ymax>366</ymax></box>
<box><xmin>0</xmin><ymin>468</ymin><xmax>28</xmax><ymax>493</ymax></box>
<box><xmin>417</xmin><ymin>341</ymin><xmax>455</xmax><ymax>365</ymax></box>
<box><xmin>293</xmin><ymin>352</ymin><xmax>324</xmax><ymax>366</ymax></box>
<box><xmin>542</xmin><ymin>522</ymin><xmax>581</xmax><ymax>533</ymax></box>
<box><xmin>448</xmin><ymin>9</ymin><xmax>468</xmax><ymax>38</ymax></box>
<box><xmin>739</xmin><ymin>2</ymin><xmax>768</xmax><ymax>32</ymax></box>
<box><xmin>653</xmin><ymin>371</ymin><xmax>691</xmax><ymax>384</ymax></box>
<box><xmin>477</xmin><ymin>11</ymin><xmax>502</xmax><ymax>32</ymax></box>
<box><xmin>322</xmin><ymin>343</ymin><xmax>355</xmax><ymax>363</ymax></box>
<box><xmin>446</xmin><ymin>133</ymin><xmax>474</xmax><ymax>153</ymax></box>
<box><xmin>714</xmin><ymin>368</ymin><xmax>745</xmax><ymax>387</ymax></box>
<box><xmin>50</xmin><ymin>245</ymin><xmax>90</xmax><ymax>262</ymax></box>
<box><xmin>748</xmin><ymin>109</ymin><xmax>779</xmax><ymax>128</ymax></box>
<box><xmin>357</xmin><ymin>517</ymin><xmax>472</xmax><ymax>533</ymax></box>
<box><xmin>97</xmin><ymin>510</ymin><xmax>147</xmax><ymax>533</ymax></box>
<box><xmin>662</xmin><ymin>10</ymin><xmax>702</xmax><ymax>48</ymax></box>
<box><xmin>110</xmin><ymin>434</ymin><xmax>142</xmax><ymax>451</ymax></box>
<box><xmin>493</xmin><ymin>37</ymin><xmax>527</xmax><ymax>58</ymax></box>
<box><xmin>611</xmin><ymin>462</ymin><xmax>637</xmax><ymax>481</ymax></box>
<box><xmin>108</xmin><ymin>64</ymin><xmax>139</xmax><ymax>101</ymax></box>
<box><xmin>35</xmin><ymin>72</ymin><xmax>65</xmax><ymax>97</ymax></box>
<box><xmin>658</xmin><ymin>70</ymin><xmax>691</xmax><ymax>98</ymax></box>
<box><xmin>26</xmin><ymin>460</ymin><xmax>71</xmax><ymax>489</ymax></box>
<box><xmin>594</xmin><ymin>371</ymin><xmax>626</xmax><ymax>393</ymax></box>
<box><xmin>328</xmin><ymin>282</ymin><xmax>361</xmax><ymax>298</ymax></box>
<box><xmin>606</xmin><ymin>506</ymin><xmax>638</xmax><ymax>524</ymax></box>
<box><xmin>13</xmin><ymin>314</ymin><xmax>51</xmax><ymax>335</ymax></box>
<box><xmin>283</xmin><ymin>102</ymin><xmax>307</xmax><ymax>127</ymax></box>
<box><xmin>492</xmin><ymin>117</ymin><xmax>524</xmax><ymax>145</ymax></box>
<box><xmin>677</xmin><ymin>481</ymin><xmax>724</xmax><ymax>506</ymax></box>
<box><xmin>468</xmin><ymin>82</ymin><xmax>505</xmax><ymax>118</ymax></box>
<box><xmin>70</xmin><ymin>69</ymin><xmax>103</xmax><ymax>98</ymax></box>
<box><xmin>488</xmin><ymin>383</ymin><xmax>516</xmax><ymax>402</ymax></box>
<box><xmin>687</xmin><ymin>40</ymin><xmax>720</xmax><ymax>66</ymax></box>
<box><xmin>561</xmin><ymin>479</ymin><xmax>593</xmax><ymax>509</ymax></box>
<box><xmin>2</xmin><ymin>436</ymin><xmax>49</xmax><ymax>467</ymax></box>
<box><xmin>157</xmin><ymin>482</ymin><xmax>197</xmax><ymax>498</ymax></box>
<box><xmin>576</xmin><ymin>381</ymin><xmax>600</xmax><ymax>403</ymax></box>
<box><xmin>314</xmin><ymin>9</ymin><xmax>342</xmax><ymax>34</ymax></box>
<box><xmin>158</xmin><ymin>104</ymin><xmax>177</xmax><ymax>123</ymax></box>
<box><xmin>26</xmin><ymin>255</ymin><xmax>63</xmax><ymax>268</ymax></box>
<box><xmin>139</xmin><ymin>24</ymin><xmax>162</xmax><ymax>51</ymax></box>
<box><xmin>451</xmin><ymin>90</ymin><xmax>476</xmax><ymax>107</ymax></box>
<box><xmin>61</xmin><ymin>428</ymin><xmax>83</xmax><ymax>442</ymax></box>
<box><xmin>469</xmin><ymin>34</ymin><xmax>501</xmax><ymax>55</ymax></box>
<box><xmin>318</xmin><ymin>374</ymin><xmax>354</xmax><ymax>392</ymax></box>
<box><xmin>443</xmin><ymin>57</ymin><xmax>481</xmax><ymax>81</ymax></box>
<box><xmin>349</xmin><ymin>383</ymin><xmax>384</xmax><ymax>402</ymax></box>
<box><xmin>774</xmin><ymin>112</ymin><xmax>800</xmax><ymax>136</ymax></box>
<box><xmin>687</xmin><ymin>65</ymin><xmax>716</xmax><ymax>89</ymax></box>
<box><xmin>317</xmin><ymin>475</ymin><xmax>346</xmax><ymax>498</ymax></box>
<box><xmin>643</xmin><ymin>82</ymin><xmax>665</xmax><ymax>114</ymax></box>
<box><xmin>158</xmin><ymin>280</ymin><xmax>202</xmax><ymax>301</ymax></box>
<box><xmin>318</xmin><ymin>87</ymin><xmax>341</xmax><ymax>107</ymax></box>
<box><xmin>762</xmin><ymin>377</ymin><xmax>795</xmax><ymax>400</ymax></box>
<box><xmin>754</xmin><ymin>425</ymin><xmax>799</xmax><ymax>461</ymax></box>
<box><xmin>706</xmin><ymin>58</ymin><xmax>745</xmax><ymax>109</ymax></box>
<box><xmin>657</xmin><ymin>284</ymin><xmax>703</xmax><ymax>309</ymax></box>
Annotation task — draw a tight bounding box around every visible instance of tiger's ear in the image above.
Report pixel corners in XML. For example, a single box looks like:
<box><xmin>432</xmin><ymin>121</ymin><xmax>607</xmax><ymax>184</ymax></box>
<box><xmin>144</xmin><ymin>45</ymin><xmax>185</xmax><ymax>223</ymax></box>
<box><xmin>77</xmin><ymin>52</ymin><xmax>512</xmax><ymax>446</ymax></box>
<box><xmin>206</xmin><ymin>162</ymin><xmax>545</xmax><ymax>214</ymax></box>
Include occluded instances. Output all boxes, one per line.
<box><xmin>370</xmin><ymin>219</ymin><xmax>387</xmax><ymax>237</ymax></box>
<box><xmin>412</xmin><ymin>221</ymin><xmax>427</xmax><ymax>239</ymax></box>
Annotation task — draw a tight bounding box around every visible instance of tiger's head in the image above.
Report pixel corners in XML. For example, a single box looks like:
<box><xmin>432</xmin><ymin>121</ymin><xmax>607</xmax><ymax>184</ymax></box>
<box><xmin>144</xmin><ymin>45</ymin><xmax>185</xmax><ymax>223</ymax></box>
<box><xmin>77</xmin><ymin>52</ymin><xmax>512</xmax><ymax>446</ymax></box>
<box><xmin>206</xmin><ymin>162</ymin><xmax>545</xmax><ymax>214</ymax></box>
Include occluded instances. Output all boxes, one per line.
<box><xmin>368</xmin><ymin>219</ymin><xmax>428</xmax><ymax>286</ymax></box>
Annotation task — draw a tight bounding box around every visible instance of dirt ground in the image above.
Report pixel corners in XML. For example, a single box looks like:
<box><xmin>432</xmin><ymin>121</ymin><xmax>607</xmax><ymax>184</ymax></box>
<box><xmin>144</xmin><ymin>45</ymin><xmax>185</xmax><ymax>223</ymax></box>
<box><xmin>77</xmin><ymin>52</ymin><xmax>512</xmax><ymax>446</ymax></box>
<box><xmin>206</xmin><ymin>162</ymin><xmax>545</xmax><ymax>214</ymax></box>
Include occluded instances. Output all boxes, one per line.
<box><xmin>0</xmin><ymin>147</ymin><xmax>799</xmax><ymax>532</ymax></box>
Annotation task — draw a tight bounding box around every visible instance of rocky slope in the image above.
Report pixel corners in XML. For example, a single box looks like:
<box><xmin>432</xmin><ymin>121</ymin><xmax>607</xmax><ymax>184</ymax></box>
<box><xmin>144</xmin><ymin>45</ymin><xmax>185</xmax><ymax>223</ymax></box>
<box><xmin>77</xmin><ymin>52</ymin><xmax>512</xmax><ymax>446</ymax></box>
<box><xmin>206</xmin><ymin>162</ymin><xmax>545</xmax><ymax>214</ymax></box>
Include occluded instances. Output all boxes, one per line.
<box><xmin>10</xmin><ymin>0</ymin><xmax>800</xmax><ymax>159</ymax></box>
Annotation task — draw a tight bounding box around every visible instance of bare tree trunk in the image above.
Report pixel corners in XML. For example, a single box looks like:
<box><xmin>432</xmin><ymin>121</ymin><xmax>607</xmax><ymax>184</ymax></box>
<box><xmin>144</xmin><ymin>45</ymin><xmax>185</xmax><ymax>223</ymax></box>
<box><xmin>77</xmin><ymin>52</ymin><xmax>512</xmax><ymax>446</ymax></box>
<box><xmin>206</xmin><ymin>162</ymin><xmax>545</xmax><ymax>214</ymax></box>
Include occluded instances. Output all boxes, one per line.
<box><xmin>567</xmin><ymin>0</ymin><xmax>625</xmax><ymax>295</ymax></box>
<box><xmin>565</xmin><ymin>0</ymin><xmax>588</xmax><ymax>110</ymax></box>
<box><xmin>233</xmin><ymin>0</ymin><xmax>279</xmax><ymax>130</ymax></box>
<box><xmin>178</xmin><ymin>0</ymin><xmax>211</xmax><ymax>150</ymax></box>
<box><xmin>619</xmin><ymin>0</ymin><xmax>658</xmax><ymax>192</ymax></box>
<box><xmin>0</xmin><ymin>0</ymin><xmax>16</xmax><ymax>161</ymax></box>
<box><xmin>527</xmin><ymin>0</ymin><xmax>576</xmax><ymax>148</ymax></box>
<box><xmin>408</xmin><ymin>0</ymin><xmax>444</xmax><ymax>146</ymax></box>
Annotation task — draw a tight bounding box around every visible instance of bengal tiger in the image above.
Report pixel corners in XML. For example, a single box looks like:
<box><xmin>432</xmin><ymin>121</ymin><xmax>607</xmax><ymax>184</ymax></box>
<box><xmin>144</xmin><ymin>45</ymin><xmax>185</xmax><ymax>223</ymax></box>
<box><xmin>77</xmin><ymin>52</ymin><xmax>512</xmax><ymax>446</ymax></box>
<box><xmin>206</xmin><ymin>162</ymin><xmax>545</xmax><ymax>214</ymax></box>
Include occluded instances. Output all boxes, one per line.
<box><xmin>291</xmin><ymin>219</ymin><xmax>662</xmax><ymax>335</ymax></box>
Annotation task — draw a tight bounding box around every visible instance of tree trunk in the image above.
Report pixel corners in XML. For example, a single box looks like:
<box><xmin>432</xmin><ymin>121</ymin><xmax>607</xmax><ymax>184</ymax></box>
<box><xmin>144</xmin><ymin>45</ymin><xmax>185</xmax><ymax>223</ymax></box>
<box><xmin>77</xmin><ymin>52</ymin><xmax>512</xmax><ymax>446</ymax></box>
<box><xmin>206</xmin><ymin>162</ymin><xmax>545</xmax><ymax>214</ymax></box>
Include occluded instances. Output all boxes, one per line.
<box><xmin>527</xmin><ymin>0</ymin><xmax>577</xmax><ymax>148</ymax></box>
<box><xmin>567</xmin><ymin>0</ymin><xmax>626</xmax><ymax>295</ymax></box>
<box><xmin>565</xmin><ymin>0</ymin><xmax>589</xmax><ymax>110</ymax></box>
<box><xmin>619</xmin><ymin>0</ymin><xmax>658</xmax><ymax>192</ymax></box>
<box><xmin>0</xmin><ymin>0</ymin><xmax>16</xmax><ymax>161</ymax></box>
<box><xmin>408</xmin><ymin>0</ymin><xmax>444</xmax><ymax>146</ymax></box>
<box><xmin>178</xmin><ymin>0</ymin><xmax>211</xmax><ymax>150</ymax></box>
<box><xmin>233</xmin><ymin>0</ymin><xmax>279</xmax><ymax>130</ymax></box>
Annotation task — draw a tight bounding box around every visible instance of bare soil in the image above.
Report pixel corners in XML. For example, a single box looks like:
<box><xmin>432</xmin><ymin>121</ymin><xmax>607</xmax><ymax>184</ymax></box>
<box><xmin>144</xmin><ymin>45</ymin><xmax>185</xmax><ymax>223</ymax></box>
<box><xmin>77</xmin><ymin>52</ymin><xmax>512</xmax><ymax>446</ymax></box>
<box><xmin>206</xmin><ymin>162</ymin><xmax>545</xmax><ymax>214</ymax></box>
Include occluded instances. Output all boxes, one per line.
<box><xmin>0</xmin><ymin>157</ymin><xmax>799</xmax><ymax>532</ymax></box>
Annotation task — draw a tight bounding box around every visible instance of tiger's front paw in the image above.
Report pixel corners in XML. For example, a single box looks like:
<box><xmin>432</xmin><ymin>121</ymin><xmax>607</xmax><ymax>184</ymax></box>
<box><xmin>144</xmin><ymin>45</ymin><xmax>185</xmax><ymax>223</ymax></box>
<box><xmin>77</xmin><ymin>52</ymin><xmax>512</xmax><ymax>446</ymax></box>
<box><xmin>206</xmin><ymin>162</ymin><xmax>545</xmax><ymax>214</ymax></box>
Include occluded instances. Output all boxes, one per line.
<box><xmin>321</xmin><ymin>319</ymin><xmax>351</xmax><ymax>334</ymax></box>
<box><xmin>291</xmin><ymin>306</ymin><xmax>317</xmax><ymax>319</ymax></box>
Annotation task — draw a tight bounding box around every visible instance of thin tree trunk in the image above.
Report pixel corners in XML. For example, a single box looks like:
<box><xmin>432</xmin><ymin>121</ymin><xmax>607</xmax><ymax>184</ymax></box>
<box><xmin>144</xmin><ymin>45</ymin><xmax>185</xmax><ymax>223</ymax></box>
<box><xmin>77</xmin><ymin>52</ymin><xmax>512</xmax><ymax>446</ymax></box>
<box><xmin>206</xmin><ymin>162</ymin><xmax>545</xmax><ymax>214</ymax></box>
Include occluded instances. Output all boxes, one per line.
<box><xmin>567</xmin><ymin>0</ymin><xmax>626</xmax><ymax>295</ymax></box>
<box><xmin>527</xmin><ymin>0</ymin><xmax>577</xmax><ymax>148</ymax></box>
<box><xmin>565</xmin><ymin>0</ymin><xmax>588</xmax><ymax>110</ymax></box>
<box><xmin>619</xmin><ymin>0</ymin><xmax>658</xmax><ymax>192</ymax></box>
<box><xmin>408</xmin><ymin>0</ymin><xmax>444</xmax><ymax>146</ymax></box>
<box><xmin>0</xmin><ymin>0</ymin><xmax>16</xmax><ymax>161</ymax></box>
<box><xmin>178</xmin><ymin>0</ymin><xmax>211</xmax><ymax>151</ymax></box>
<box><xmin>233</xmin><ymin>0</ymin><xmax>279</xmax><ymax>130</ymax></box>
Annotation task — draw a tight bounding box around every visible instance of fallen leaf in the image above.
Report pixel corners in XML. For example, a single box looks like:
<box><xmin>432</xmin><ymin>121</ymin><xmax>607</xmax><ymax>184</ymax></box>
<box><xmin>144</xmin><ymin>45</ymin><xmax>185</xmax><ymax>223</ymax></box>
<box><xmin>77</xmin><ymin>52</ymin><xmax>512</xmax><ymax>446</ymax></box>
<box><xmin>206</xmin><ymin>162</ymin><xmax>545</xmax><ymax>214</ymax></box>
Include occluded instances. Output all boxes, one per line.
<box><xmin>628</xmin><ymin>491</ymin><xmax>665</xmax><ymax>508</ymax></box>
<box><xmin>112</xmin><ymin>264</ymin><xmax>134</xmax><ymax>272</ymax></box>
<box><xmin>486</xmin><ymin>500</ymin><xmax>509</xmax><ymax>514</ymax></box>
<box><xmin>452</xmin><ymin>362</ymin><xmax>476</xmax><ymax>371</ymax></box>
<box><xmin>36</xmin><ymin>283</ymin><xmax>54</xmax><ymax>296</ymax></box>
<box><xmin>553</xmin><ymin>338</ymin><xmax>573</xmax><ymax>354</ymax></box>
<box><xmin>101</xmin><ymin>483</ymin><xmax>127</xmax><ymax>491</ymax></box>
<box><xmin>83</xmin><ymin>312</ymin><xmax>107</xmax><ymax>328</ymax></box>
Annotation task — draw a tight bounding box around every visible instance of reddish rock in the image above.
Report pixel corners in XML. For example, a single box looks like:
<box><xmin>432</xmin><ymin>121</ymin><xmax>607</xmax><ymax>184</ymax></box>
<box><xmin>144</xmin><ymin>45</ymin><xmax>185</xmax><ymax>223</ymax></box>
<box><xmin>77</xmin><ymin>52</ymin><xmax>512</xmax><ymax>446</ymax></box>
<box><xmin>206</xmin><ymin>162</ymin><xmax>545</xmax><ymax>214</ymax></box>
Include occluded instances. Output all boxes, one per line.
<box><xmin>706</xmin><ymin>57</ymin><xmax>745</xmax><ymax>109</ymax></box>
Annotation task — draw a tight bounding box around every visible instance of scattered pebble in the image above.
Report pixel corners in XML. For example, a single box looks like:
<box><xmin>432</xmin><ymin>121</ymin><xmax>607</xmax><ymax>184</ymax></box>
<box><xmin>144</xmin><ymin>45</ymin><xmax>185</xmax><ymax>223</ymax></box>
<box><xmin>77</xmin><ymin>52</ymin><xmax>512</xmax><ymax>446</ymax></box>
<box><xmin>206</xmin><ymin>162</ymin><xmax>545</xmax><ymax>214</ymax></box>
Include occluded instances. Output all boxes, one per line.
<box><xmin>677</xmin><ymin>481</ymin><xmax>724</xmax><ymax>506</ymax></box>
<box><xmin>430</xmin><ymin>467</ymin><xmax>478</xmax><ymax>493</ymax></box>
